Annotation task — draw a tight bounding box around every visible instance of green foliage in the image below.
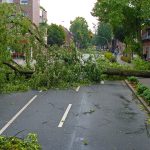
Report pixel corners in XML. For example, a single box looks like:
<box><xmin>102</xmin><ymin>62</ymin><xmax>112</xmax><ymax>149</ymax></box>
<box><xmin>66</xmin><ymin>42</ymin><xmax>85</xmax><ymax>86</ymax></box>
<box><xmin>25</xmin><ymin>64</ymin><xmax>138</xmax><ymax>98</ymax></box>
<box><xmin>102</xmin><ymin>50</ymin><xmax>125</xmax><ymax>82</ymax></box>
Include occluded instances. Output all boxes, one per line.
<box><xmin>113</xmin><ymin>26</ymin><xmax>125</xmax><ymax>42</ymax></box>
<box><xmin>30</xmin><ymin>48</ymin><xmax>102</xmax><ymax>89</ymax></box>
<box><xmin>92</xmin><ymin>0</ymin><xmax>150</xmax><ymax>50</ymax></box>
<box><xmin>0</xmin><ymin>73</ymin><xmax>29</xmax><ymax>93</ymax></box>
<box><xmin>47</xmin><ymin>24</ymin><xmax>66</xmax><ymax>46</ymax></box>
<box><xmin>104</xmin><ymin>52</ymin><xmax>116</xmax><ymax>62</ymax></box>
<box><xmin>132</xmin><ymin>57</ymin><xmax>150</xmax><ymax>71</ymax></box>
<box><xmin>137</xmin><ymin>84</ymin><xmax>148</xmax><ymax>95</ymax></box>
<box><xmin>95</xmin><ymin>22</ymin><xmax>112</xmax><ymax>47</ymax></box>
<box><xmin>127</xmin><ymin>76</ymin><xmax>139</xmax><ymax>84</ymax></box>
<box><xmin>70</xmin><ymin>17</ymin><xmax>90</xmax><ymax>49</ymax></box>
<box><xmin>137</xmin><ymin>83</ymin><xmax>150</xmax><ymax>104</ymax></box>
<box><xmin>0</xmin><ymin>133</ymin><xmax>41</xmax><ymax>150</ymax></box>
<box><xmin>121</xmin><ymin>56</ymin><xmax>131</xmax><ymax>63</ymax></box>
<box><xmin>141</xmin><ymin>89</ymin><xmax>150</xmax><ymax>103</ymax></box>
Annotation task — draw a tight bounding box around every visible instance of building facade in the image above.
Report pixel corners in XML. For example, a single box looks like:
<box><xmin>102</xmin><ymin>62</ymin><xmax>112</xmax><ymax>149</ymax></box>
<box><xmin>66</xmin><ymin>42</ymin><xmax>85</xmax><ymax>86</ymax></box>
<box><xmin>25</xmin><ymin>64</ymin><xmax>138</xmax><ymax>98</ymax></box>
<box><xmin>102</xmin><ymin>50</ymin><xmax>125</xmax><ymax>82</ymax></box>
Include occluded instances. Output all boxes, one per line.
<box><xmin>0</xmin><ymin>0</ymin><xmax>40</xmax><ymax>26</ymax></box>
<box><xmin>40</xmin><ymin>6</ymin><xmax>47</xmax><ymax>24</ymax></box>
<box><xmin>142</xmin><ymin>27</ymin><xmax>150</xmax><ymax>61</ymax></box>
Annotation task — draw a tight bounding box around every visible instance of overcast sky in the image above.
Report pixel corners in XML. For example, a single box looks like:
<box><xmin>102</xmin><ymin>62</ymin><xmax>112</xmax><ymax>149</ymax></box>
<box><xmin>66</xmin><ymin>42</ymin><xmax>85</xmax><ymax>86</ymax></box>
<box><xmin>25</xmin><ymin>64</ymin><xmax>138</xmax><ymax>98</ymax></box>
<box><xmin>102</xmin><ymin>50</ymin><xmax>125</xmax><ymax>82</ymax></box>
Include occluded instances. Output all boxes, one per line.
<box><xmin>40</xmin><ymin>0</ymin><xmax>98</xmax><ymax>31</ymax></box>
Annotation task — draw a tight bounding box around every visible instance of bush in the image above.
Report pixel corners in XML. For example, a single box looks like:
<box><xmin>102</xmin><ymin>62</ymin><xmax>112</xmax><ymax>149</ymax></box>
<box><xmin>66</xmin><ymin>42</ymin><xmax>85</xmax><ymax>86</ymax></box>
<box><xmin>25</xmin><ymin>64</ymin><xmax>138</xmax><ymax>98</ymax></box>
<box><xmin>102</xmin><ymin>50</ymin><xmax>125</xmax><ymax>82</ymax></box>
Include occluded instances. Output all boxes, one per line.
<box><xmin>0</xmin><ymin>133</ymin><xmax>41</xmax><ymax>150</ymax></box>
<box><xmin>137</xmin><ymin>83</ymin><xmax>148</xmax><ymax>95</ymax></box>
<box><xmin>121</xmin><ymin>56</ymin><xmax>131</xmax><ymax>63</ymax></box>
<box><xmin>127</xmin><ymin>76</ymin><xmax>139</xmax><ymax>84</ymax></box>
<box><xmin>142</xmin><ymin>89</ymin><xmax>150</xmax><ymax>103</ymax></box>
<box><xmin>104</xmin><ymin>52</ymin><xmax>116</xmax><ymax>62</ymax></box>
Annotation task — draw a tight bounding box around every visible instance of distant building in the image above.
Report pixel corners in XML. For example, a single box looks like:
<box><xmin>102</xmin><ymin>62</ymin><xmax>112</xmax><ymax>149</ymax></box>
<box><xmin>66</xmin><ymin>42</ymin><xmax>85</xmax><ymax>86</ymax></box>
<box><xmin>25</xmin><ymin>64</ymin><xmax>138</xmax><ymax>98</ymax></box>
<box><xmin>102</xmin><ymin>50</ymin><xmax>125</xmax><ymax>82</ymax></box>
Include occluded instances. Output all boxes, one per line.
<box><xmin>142</xmin><ymin>27</ymin><xmax>150</xmax><ymax>61</ymax></box>
<box><xmin>40</xmin><ymin>6</ymin><xmax>47</xmax><ymax>24</ymax></box>
<box><xmin>0</xmin><ymin>0</ymin><xmax>41</xmax><ymax>26</ymax></box>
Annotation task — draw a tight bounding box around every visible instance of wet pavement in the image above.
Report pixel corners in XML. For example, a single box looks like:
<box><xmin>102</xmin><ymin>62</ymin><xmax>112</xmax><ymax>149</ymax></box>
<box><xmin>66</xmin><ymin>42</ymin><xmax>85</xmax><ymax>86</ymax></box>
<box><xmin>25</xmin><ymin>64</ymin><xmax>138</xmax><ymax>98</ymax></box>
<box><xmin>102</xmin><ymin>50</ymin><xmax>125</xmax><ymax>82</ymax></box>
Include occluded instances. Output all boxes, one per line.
<box><xmin>0</xmin><ymin>81</ymin><xmax>150</xmax><ymax>150</ymax></box>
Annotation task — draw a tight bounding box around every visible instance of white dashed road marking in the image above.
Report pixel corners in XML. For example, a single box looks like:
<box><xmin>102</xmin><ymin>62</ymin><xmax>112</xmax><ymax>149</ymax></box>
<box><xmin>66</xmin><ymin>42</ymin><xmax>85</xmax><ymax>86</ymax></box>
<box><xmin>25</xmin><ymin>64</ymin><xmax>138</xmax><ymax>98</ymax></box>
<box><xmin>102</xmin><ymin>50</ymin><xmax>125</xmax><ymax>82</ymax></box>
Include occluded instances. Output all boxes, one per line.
<box><xmin>58</xmin><ymin>104</ymin><xmax>72</xmax><ymax>128</ymax></box>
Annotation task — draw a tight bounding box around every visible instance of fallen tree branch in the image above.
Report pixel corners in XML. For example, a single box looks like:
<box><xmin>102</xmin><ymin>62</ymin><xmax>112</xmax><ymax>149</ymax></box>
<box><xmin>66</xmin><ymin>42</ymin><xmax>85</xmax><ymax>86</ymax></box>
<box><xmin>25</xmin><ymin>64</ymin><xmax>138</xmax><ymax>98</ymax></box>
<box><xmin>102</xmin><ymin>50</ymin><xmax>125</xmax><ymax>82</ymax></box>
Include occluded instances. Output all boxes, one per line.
<box><xmin>103</xmin><ymin>68</ymin><xmax>150</xmax><ymax>78</ymax></box>
<box><xmin>3</xmin><ymin>62</ymin><xmax>34</xmax><ymax>76</ymax></box>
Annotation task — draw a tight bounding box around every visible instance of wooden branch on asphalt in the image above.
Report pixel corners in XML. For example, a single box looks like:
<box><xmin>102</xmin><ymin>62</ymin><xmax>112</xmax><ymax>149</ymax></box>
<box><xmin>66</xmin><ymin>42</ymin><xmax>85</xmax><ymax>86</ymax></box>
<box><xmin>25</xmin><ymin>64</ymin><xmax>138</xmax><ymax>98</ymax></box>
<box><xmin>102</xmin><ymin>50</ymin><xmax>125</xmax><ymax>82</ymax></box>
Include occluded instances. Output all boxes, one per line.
<box><xmin>103</xmin><ymin>68</ymin><xmax>150</xmax><ymax>78</ymax></box>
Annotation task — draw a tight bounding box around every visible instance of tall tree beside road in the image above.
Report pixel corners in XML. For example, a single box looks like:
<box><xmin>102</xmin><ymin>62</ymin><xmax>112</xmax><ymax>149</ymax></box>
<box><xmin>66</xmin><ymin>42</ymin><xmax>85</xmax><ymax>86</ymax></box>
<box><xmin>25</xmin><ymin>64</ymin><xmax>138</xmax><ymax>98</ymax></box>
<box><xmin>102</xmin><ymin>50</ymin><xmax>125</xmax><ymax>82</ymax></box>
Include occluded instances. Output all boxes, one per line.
<box><xmin>47</xmin><ymin>24</ymin><xmax>66</xmax><ymax>46</ymax></box>
<box><xmin>92</xmin><ymin>0</ymin><xmax>150</xmax><ymax>52</ymax></box>
<box><xmin>95</xmin><ymin>22</ymin><xmax>112</xmax><ymax>48</ymax></box>
<box><xmin>70</xmin><ymin>17</ymin><xmax>90</xmax><ymax>49</ymax></box>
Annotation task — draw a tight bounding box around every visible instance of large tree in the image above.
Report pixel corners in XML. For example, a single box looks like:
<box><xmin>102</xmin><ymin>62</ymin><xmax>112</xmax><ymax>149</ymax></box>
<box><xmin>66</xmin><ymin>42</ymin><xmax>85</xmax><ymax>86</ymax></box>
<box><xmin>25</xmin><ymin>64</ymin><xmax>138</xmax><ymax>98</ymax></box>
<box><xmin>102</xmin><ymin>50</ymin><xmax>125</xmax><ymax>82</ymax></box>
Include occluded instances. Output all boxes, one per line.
<box><xmin>47</xmin><ymin>24</ymin><xmax>66</xmax><ymax>46</ymax></box>
<box><xmin>92</xmin><ymin>0</ymin><xmax>150</xmax><ymax>52</ymax></box>
<box><xmin>70</xmin><ymin>17</ymin><xmax>90</xmax><ymax>49</ymax></box>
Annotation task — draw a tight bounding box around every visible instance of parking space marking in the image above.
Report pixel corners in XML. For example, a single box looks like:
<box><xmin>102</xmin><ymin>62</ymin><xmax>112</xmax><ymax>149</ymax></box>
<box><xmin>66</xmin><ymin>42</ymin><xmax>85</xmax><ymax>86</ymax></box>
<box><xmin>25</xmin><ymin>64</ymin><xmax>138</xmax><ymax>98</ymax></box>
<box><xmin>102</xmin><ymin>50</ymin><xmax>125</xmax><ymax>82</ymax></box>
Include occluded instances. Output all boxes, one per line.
<box><xmin>0</xmin><ymin>95</ymin><xmax>37</xmax><ymax>135</ymax></box>
<box><xmin>58</xmin><ymin>104</ymin><xmax>72</xmax><ymax>128</ymax></box>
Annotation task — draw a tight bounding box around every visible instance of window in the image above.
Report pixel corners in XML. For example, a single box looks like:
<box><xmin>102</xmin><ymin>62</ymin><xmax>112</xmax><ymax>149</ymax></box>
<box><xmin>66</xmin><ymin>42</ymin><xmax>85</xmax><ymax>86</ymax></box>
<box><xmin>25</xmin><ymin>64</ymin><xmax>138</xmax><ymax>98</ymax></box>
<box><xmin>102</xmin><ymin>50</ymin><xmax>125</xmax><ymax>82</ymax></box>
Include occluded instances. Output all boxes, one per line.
<box><xmin>20</xmin><ymin>0</ymin><xmax>28</xmax><ymax>4</ymax></box>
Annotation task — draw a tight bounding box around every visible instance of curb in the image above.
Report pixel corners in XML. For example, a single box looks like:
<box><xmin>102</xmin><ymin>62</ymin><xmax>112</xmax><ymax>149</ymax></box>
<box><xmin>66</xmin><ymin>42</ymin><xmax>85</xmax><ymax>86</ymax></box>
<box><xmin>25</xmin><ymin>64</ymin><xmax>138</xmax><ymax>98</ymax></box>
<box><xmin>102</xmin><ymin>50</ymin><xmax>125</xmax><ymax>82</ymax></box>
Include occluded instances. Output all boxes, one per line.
<box><xmin>124</xmin><ymin>80</ymin><xmax>150</xmax><ymax>114</ymax></box>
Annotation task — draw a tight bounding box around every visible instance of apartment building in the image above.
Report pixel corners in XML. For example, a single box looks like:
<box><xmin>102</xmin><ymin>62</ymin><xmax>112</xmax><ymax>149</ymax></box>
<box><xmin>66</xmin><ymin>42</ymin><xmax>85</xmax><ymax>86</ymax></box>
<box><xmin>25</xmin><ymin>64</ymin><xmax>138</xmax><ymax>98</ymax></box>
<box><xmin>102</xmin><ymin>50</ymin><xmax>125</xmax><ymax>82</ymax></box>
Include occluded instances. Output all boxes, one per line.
<box><xmin>142</xmin><ymin>27</ymin><xmax>150</xmax><ymax>61</ymax></box>
<box><xmin>40</xmin><ymin>6</ymin><xmax>47</xmax><ymax>24</ymax></box>
<box><xmin>0</xmin><ymin>0</ymin><xmax>41</xmax><ymax>26</ymax></box>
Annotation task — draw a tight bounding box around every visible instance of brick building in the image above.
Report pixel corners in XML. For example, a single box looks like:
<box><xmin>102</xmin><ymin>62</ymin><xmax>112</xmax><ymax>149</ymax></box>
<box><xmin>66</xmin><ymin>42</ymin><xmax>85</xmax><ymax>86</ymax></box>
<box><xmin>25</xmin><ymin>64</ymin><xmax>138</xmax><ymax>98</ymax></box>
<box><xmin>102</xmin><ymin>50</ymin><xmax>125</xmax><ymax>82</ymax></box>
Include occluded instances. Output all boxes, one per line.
<box><xmin>0</xmin><ymin>0</ymin><xmax>41</xmax><ymax>26</ymax></box>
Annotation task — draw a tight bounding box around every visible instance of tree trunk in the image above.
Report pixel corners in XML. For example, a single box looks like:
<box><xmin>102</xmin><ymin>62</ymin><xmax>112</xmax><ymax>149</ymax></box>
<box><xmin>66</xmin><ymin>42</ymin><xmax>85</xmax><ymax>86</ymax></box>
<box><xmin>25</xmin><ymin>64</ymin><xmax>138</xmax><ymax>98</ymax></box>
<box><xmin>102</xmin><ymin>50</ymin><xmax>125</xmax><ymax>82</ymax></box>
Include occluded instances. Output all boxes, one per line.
<box><xmin>2</xmin><ymin>62</ymin><xmax>150</xmax><ymax>78</ymax></box>
<box><xmin>104</xmin><ymin>68</ymin><xmax>150</xmax><ymax>78</ymax></box>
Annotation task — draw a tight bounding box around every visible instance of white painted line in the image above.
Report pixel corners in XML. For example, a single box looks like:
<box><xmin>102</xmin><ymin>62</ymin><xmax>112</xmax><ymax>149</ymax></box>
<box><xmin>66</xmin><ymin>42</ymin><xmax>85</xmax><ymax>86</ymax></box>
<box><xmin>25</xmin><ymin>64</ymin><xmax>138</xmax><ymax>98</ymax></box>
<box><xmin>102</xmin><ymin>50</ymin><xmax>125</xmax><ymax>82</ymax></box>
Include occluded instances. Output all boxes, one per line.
<box><xmin>58</xmin><ymin>104</ymin><xmax>72</xmax><ymax>128</ymax></box>
<box><xmin>39</xmin><ymin>90</ymin><xmax>42</xmax><ymax>93</ymax></box>
<box><xmin>76</xmin><ymin>86</ymin><xmax>80</xmax><ymax>92</ymax></box>
<box><xmin>0</xmin><ymin>95</ymin><xmax>37</xmax><ymax>135</ymax></box>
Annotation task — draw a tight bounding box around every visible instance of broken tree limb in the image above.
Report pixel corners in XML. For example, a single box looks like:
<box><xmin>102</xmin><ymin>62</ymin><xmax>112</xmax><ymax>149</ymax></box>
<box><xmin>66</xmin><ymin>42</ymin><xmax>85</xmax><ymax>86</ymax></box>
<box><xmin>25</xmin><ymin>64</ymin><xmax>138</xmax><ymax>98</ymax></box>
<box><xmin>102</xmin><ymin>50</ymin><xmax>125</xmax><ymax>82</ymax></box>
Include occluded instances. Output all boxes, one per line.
<box><xmin>103</xmin><ymin>68</ymin><xmax>150</xmax><ymax>78</ymax></box>
<box><xmin>3</xmin><ymin>62</ymin><xmax>34</xmax><ymax>76</ymax></box>
<box><xmin>2</xmin><ymin>62</ymin><xmax>150</xmax><ymax>78</ymax></box>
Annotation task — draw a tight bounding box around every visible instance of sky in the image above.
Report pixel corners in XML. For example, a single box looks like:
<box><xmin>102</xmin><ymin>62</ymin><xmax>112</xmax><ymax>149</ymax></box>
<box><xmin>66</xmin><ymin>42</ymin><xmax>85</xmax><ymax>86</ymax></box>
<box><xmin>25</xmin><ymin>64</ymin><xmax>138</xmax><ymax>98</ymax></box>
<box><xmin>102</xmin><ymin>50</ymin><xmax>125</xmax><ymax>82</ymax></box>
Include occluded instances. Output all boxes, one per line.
<box><xmin>40</xmin><ymin>0</ymin><xmax>98</xmax><ymax>31</ymax></box>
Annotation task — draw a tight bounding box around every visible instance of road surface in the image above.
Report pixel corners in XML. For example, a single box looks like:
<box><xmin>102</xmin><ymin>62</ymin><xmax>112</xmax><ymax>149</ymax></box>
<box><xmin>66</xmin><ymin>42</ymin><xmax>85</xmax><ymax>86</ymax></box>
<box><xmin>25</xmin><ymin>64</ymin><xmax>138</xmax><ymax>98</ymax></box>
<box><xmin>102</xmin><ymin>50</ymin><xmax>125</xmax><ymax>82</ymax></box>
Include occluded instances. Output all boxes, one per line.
<box><xmin>0</xmin><ymin>81</ymin><xmax>150</xmax><ymax>150</ymax></box>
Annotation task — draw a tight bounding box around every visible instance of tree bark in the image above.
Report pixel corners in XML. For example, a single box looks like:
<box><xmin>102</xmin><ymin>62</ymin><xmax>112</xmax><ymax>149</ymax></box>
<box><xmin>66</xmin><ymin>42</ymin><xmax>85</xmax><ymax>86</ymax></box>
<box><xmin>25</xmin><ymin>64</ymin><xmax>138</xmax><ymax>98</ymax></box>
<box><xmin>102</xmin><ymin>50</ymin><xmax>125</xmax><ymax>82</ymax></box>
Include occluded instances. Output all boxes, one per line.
<box><xmin>3</xmin><ymin>62</ymin><xmax>34</xmax><ymax>77</ymax></box>
<box><xmin>104</xmin><ymin>68</ymin><xmax>150</xmax><ymax>78</ymax></box>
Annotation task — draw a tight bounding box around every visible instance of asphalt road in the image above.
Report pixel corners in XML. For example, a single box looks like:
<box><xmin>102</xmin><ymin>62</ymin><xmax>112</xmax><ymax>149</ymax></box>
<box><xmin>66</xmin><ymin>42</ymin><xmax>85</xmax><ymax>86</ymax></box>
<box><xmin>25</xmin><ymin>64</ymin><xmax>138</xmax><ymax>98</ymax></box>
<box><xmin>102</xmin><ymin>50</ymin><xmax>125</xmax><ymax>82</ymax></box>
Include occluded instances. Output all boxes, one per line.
<box><xmin>0</xmin><ymin>81</ymin><xmax>150</xmax><ymax>150</ymax></box>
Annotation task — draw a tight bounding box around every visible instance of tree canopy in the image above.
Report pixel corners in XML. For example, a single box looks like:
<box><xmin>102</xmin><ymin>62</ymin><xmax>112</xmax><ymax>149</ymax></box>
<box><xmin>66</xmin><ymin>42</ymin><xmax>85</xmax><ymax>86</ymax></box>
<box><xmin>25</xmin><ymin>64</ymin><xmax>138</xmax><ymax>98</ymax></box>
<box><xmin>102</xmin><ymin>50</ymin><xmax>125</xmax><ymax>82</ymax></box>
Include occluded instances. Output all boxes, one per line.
<box><xmin>0</xmin><ymin>3</ymin><xmax>45</xmax><ymax>66</ymax></box>
<box><xmin>70</xmin><ymin>17</ymin><xmax>90</xmax><ymax>49</ymax></box>
<box><xmin>47</xmin><ymin>24</ymin><xmax>66</xmax><ymax>46</ymax></box>
<box><xmin>92</xmin><ymin>0</ymin><xmax>150</xmax><ymax>51</ymax></box>
<box><xmin>94</xmin><ymin>22</ymin><xmax>112</xmax><ymax>48</ymax></box>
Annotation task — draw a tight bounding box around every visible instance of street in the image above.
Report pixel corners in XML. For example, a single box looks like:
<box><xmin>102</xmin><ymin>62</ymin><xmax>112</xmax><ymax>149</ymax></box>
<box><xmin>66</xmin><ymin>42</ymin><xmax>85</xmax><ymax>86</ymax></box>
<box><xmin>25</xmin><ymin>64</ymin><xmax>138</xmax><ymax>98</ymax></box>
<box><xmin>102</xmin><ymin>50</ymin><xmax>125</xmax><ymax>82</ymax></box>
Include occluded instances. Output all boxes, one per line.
<box><xmin>0</xmin><ymin>81</ymin><xmax>150</xmax><ymax>150</ymax></box>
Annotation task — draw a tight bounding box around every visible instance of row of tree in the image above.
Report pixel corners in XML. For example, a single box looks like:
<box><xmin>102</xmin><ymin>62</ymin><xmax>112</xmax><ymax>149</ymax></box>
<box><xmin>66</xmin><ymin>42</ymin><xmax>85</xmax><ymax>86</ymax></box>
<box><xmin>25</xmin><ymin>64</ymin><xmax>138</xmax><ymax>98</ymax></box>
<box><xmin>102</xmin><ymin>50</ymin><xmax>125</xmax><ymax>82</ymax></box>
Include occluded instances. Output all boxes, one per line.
<box><xmin>92</xmin><ymin>0</ymin><xmax>150</xmax><ymax>53</ymax></box>
<box><xmin>47</xmin><ymin>17</ymin><xmax>93</xmax><ymax>49</ymax></box>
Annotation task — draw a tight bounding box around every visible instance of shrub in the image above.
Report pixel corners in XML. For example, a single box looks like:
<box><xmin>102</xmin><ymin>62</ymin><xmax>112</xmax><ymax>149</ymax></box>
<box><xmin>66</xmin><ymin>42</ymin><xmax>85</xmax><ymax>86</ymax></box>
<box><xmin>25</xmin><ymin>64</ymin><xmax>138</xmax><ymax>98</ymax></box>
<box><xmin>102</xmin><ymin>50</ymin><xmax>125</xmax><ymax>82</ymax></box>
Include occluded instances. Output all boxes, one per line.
<box><xmin>0</xmin><ymin>133</ymin><xmax>41</xmax><ymax>150</ymax></box>
<box><xmin>141</xmin><ymin>89</ymin><xmax>150</xmax><ymax>103</ymax></box>
<box><xmin>104</xmin><ymin>52</ymin><xmax>116</xmax><ymax>62</ymax></box>
<box><xmin>127</xmin><ymin>76</ymin><xmax>139</xmax><ymax>84</ymax></box>
<box><xmin>137</xmin><ymin>83</ymin><xmax>148</xmax><ymax>95</ymax></box>
<box><xmin>121</xmin><ymin>56</ymin><xmax>131</xmax><ymax>63</ymax></box>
